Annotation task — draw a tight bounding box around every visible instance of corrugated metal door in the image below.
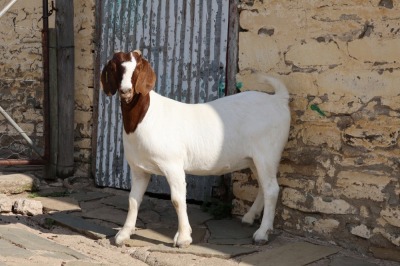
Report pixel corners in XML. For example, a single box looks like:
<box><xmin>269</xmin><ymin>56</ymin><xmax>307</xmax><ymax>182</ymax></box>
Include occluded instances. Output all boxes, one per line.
<box><xmin>95</xmin><ymin>0</ymin><xmax>229</xmax><ymax>201</ymax></box>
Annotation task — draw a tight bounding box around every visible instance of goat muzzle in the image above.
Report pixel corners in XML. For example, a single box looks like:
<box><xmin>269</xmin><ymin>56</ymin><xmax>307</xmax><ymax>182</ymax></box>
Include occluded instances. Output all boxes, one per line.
<box><xmin>120</xmin><ymin>90</ymin><xmax>134</xmax><ymax>104</ymax></box>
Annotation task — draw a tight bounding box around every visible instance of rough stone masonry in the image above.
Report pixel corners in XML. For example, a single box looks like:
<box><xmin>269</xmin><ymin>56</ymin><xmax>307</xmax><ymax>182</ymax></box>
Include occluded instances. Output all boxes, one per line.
<box><xmin>234</xmin><ymin>0</ymin><xmax>400</xmax><ymax>259</ymax></box>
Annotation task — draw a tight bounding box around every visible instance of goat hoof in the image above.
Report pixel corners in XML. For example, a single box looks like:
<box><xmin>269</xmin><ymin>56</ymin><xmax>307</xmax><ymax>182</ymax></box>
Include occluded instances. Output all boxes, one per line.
<box><xmin>241</xmin><ymin>213</ymin><xmax>255</xmax><ymax>226</ymax></box>
<box><xmin>252</xmin><ymin>229</ymin><xmax>269</xmax><ymax>245</ymax></box>
<box><xmin>173</xmin><ymin>232</ymin><xmax>192</xmax><ymax>248</ymax></box>
<box><xmin>175</xmin><ymin>239</ymin><xmax>192</xmax><ymax>248</ymax></box>
<box><xmin>115</xmin><ymin>230</ymin><xmax>130</xmax><ymax>246</ymax></box>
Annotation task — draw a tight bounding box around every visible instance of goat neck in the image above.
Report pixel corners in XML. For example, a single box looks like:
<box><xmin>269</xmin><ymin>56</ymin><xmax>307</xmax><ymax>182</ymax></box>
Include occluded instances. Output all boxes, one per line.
<box><xmin>120</xmin><ymin>92</ymin><xmax>150</xmax><ymax>134</ymax></box>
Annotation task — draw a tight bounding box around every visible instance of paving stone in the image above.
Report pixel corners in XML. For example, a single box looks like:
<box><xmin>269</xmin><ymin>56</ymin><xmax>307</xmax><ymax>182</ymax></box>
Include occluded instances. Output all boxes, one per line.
<box><xmin>138</xmin><ymin>209</ymin><xmax>161</xmax><ymax>224</ymax></box>
<box><xmin>0</xmin><ymin>173</ymin><xmax>39</xmax><ymax>194</ymax></box>
<box><xmin>0</xmin><ymin>194</ymin><xmax>12</xmax><ymax>213</ymax></box>
<box><xmin>65</xmin><ymin>261</ymin><xmax>113</xmax><ymax>266</ymax></box>
<box><xmin>35</xmin><ymin>196</ymin><xmax>81</xmax><ymax>212</ymax></box>
<box><xmin>101</xmin><ymin>195</ymin><xmax>128</xmax><ymax>211</ymax></box>
<box><xmin>125</xmin><ymin>227</ymin><xmax>206</xmax><ymax>247</ymax></box>
<box><xmin>206</xmin><ymin>219</ymin><xmax>254</xmax><ymax>245</ymax></box>
<box><xmin>0</xmin><ymin>238</ymin><xmax>33</xmax><ymax>258</ymax></box>
<box><xmin>82</xmin><ymin>206</ymin><xmax>127</xmax><ymax>225</ymax></box>
<box><xmin>149</xmin><ymin>243</ymin><xmax>256</xmax><ymax>259</ymax></box>
<box><xmin>369</xmin><ymin>246</ymin><xmax>400</xmax><ymax>262</ymax></box>
<box><xmin>146</xmin><ymin>252</ymin><xmax>204</xmax><ymax>266</ymax></box>
<box><xmin>49</xmin><ymin>212</ymin><xmax>117</xmax><ymax>240</ymax></box>
<box><xmin>0</xmin><ymin>226</ymin><xmax>87</xmax><ymax>259</ymax></box>
<box><xmin>238</xmin><ymin>242</ymin><xmax>340</xmax><ymax>266</ymax></box>
<box><xmin>13</xmin><ymin>198</ymin><xmax>43</xmax><ymax>216</ymax></box>
<box><xmin>71</xmin><ymin>191</ymin><xmax>112</xmax><ymax>202</ymax></box>
<box><xmin>329</xmin><ymin>256</ymin><xmax>378</xmax><ymax>266</ymax></box>
<box><xmin>187</xmin><ymin>206</ymin><xmax>213</xmax><ymax>226</ymax></box>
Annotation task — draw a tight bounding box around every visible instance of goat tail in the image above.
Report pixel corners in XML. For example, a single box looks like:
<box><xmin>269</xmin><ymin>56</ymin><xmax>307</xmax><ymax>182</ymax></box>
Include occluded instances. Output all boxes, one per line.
<box><xmin>259</xmin><ymin>75</ymin><xmax>289</xmax><ymax>101</ymax></box>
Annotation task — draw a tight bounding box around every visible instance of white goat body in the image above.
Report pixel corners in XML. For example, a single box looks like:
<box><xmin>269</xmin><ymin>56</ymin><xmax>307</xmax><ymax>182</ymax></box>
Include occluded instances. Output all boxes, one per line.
<box><xmin>101</xmin><ymin>51</ymin><xmax>291</xmax><ymax>248</ymax></box>
<box><xmin>124</xmin><ymin>83</ymin><xmax>290</xmax><ymax>177</ymax></box>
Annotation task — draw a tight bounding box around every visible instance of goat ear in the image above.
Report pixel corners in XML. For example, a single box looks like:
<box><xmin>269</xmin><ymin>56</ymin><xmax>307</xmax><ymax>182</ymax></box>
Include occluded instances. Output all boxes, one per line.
<box><xmin>133</xmin><ymin>54</ymin><xmax>156</xmax><ymax>96</ymax></box>
<box><xmin>100</xmin><ymin>61</ymin><xmax>118</xmax><ymax>96</ymax></box>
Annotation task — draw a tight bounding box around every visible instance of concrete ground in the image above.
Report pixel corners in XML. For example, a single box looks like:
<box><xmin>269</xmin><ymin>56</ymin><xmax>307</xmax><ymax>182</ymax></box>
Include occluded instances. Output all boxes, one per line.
<box><xmin>0</xmin><ymin>177</ymin><xmax>398</xmax><ymax>266</ymax></box>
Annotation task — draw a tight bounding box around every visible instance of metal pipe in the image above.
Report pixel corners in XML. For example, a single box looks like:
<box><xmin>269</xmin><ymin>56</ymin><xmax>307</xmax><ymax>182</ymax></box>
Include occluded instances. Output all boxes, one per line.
<box><xmin>42</xmin><ymin>0</ymin><xmax>50</xmax><ymax>164</ymax></box>
<box><xmin>0</xmin><ymin>105</ymin><xmax>43</xmax><ymax>158</ymax></box>
<box><xmin>0</xmin><ymin>0</ymin><xmax>18</xmax><ymax>19</ymax></box>
<box><xmin>0</xmin><ymin>159</ymin><xmax>46</xmax><ymax>166</ymax></box>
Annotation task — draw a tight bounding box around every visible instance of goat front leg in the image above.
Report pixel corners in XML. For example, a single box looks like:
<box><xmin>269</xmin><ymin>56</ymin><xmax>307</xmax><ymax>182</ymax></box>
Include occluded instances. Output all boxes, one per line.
<box><xmin>163</xmin><ymin>166</ymin><xmax>192</xmax><ymax>248</ymax></box>
<box><xmin>115</xmin><ymin>168</ymin><xmax>150</xmax><ymax>246</ymax></box>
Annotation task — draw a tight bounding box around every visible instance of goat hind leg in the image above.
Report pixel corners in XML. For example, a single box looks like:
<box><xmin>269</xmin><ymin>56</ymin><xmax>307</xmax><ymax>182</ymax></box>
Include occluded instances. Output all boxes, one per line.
<box><xmin>252</xmin><ymin>159</ymin><xmax>280</xmax><ymax>245</ymax></box>
<box><xmin>242</xmin><ymin>165</ymin><xmax>264</xmax><ymax>225</ymax></box>
<box><xmin>115</xmin><ymin>169</ymin><xmax>150</xmax><ymax>246</ymax></box>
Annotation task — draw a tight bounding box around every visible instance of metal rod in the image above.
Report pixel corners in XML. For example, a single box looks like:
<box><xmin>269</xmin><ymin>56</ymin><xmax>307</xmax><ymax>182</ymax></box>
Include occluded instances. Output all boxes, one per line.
<box><xmin>42</xmin><ymin>0</ymin><xmax>50</xmax><ymax>164</ymax></box>
<box><xmin>0</xmin><ymin>159</ymin><xmax>46</xmax><ymax>166</ymax></box>
<box><xmin>0</xmin><ymin>105</ymin><xmax>43</xmax><ymax>157</ymax></box>
<box><xmin>0</xmin><ymin>0</ymin><xmax>18</xmax><ymax>19</ymax></box>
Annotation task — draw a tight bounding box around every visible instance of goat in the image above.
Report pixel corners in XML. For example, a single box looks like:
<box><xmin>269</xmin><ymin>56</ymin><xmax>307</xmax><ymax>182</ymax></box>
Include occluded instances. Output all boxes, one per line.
<box><xmin>100</xmin><ymin>50</ymin><xmax>291</xmax><ymax>248</ymax></box>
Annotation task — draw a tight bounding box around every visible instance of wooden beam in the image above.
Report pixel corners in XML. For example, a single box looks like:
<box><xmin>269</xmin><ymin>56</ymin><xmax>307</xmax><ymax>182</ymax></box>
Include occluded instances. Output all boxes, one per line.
<box><xmin>56</xmin><ymin>0</ymin><xmax>75</xmax><ymax>178</ymax></box>
<box><xmin>225</xmin><ymin>0</ymin><xmax>239</xmax><ymax>96</ymax></box>
<box><xmin>47</xmin><ymin>28</ymin><xmax>58</xmax><ymax>179</ymax></box>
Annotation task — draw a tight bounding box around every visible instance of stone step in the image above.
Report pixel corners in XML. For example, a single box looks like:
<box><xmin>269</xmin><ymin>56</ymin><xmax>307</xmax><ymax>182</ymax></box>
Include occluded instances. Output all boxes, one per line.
<box><xmin>0</xmin><ymin>226</ymin><xmax>87</xmax><ymax>260</ymax></box>
<box><xmin>49</xmin><ymin>212</ymin><xmax>117</xmax><ymax>240</ymax></box>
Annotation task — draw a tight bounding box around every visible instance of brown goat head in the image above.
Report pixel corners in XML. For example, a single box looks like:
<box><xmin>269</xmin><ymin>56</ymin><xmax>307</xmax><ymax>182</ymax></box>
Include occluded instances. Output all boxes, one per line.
<box><xmin>100</xmin><ymin>50</ymin><xmax>156</xmax><ymax>103</ymax></box>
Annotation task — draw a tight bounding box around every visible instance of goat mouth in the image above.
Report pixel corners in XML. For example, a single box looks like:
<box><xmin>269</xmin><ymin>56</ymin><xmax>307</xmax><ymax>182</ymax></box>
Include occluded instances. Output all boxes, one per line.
<box><xmin>121</xmin><ymin>96</ymin><xmax>133</xmax><ymax>104</ymax></box>
<box><xmin>120</xmin><ymin>91</ymin><xmax>134</xmax><ymax>104</ymax></box>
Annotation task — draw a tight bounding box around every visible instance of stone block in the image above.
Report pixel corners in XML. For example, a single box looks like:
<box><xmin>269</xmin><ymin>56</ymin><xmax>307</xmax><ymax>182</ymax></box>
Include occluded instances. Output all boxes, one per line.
<box><xmin>238</xmin><ymin>32</ymin><xmax>281</xmax><ymax>71</ymax></box>
<box><xmin>317</xmin><ymin>69</ymin><xmax>400</xmax><ymax>103</ymax></box>
<box><xmin>351</xmin><ymin>224</ymin><xmax>372</xmax><ymax>239</ymax></box>
<box><xmin>334</xmin><ymin>171</ymin><xmax>391</xmax><ymax>201</ymax></box>
<box><xmin>348</xmin><ymin>38</ymin><xmax>400</xmax><ymax>64</ymax></box>
<box><xmin>232</xmin><ymin>199</ymin><xmax>250</xmax><ymax>216</ymax></box>
<box><xmin>286</xmin><ymin>41</ymin><xmax>345</xmax><ymax>67</ymax></box>
<box><xmin>372</xmin><ymin>227</ymin><xmax>400</xmax><ymax>247</ymax></box>
<box><xmin>13</xmin><ymin>198</ymin><xmax>43</xmax><ymax>216</ymax></box>
<box><xmin>0</xmin><ymin>194</ymin><xmax>12</xmax><ymax>213</ymax></box>
<box><xmin>232</xmin><ymin>182</ymin><xmax>258</xmax><ymax>202</ymax></box>
<box><xmin>380</xmin><ymin>207</ymin><xmax>400</xmax><ymax>228</ymax></box>
<box><xmin>282</xmin><ymin>188</ymin><xmax>356</xmax><ymax>214</ymax></box>
<box><xmin>343</xmin><ymin>116</ymin><xmax>400</xmax><ymax>150</ymax></box>
<box><xmin>305</xmin><ymin>217</ymin><xmax>340</xmax><ymax>235</ymax></box>
<box><xmin>278</xmin><ymin>177</ymin><xmax>315</xmax><ymax>191</ymax></box>
<box><xmin>0</xmin><ymin>173</ymin><xmax>39</xmax><ymax>194</ymax></box>
<box><xmin>239</xmin><ymin>8</ymin><xmax>307</xmax><ymax>40</ymax></box>
<box><xmin>298</xmin><ymin>122</ymin><xmax>342</xmax><ymax>150</ymax></box>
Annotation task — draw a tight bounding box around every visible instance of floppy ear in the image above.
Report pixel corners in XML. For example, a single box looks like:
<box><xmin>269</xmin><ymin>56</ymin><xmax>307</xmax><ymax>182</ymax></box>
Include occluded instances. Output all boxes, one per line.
<box><xmin>132</xmin><ymin>54</ymin><xmax>156</xmax><ymax>95</ymax></box>
<box><xmin>100</xmin><ymin>60</ymin><xmax>118</xmax><ymax>96</ymax></box>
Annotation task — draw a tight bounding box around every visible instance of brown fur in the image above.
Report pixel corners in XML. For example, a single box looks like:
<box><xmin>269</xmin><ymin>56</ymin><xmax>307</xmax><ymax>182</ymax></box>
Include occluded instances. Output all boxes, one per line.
<box><xmin>120</xmin><ymin>93</ymin><xmax>150</xmax><ymax>134</ymax></box>
<box><xmin>100</xmin><ymin>51</ymin><xmax>156</xmax><ymax>134</ymax></box>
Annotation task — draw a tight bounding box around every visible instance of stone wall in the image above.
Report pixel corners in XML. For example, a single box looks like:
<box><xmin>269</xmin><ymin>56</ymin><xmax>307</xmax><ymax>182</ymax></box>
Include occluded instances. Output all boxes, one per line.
<box><xmin>0</xmin><ymin>0</ymin><xmax>95</xmax><ymax>175</ymax></box>
<box><xmin>0</xmin><ymin>0</ymin><xmax>48</xmax><ymax>160</ymax></box>
<box><xmin>73</xmin><ymin>0</ymin><xmax>96</xmax><ymax>176</ymax></box>
<box><xmin>234</xmin><ymin>0</ymin><xmax>400</xmax><ymax>259</ymax></box>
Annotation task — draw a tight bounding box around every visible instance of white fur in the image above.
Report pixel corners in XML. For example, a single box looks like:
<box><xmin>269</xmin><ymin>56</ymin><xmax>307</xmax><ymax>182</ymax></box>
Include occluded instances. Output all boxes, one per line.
<box><xmin>121</xmin><ymin>57</ymin><xmax>136</xmax><ymax>92</ymax></box>
<box><xmin>115</xmin><ymin>76</ymin><xmax>291</xmax><ymax>248</ymax></box>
